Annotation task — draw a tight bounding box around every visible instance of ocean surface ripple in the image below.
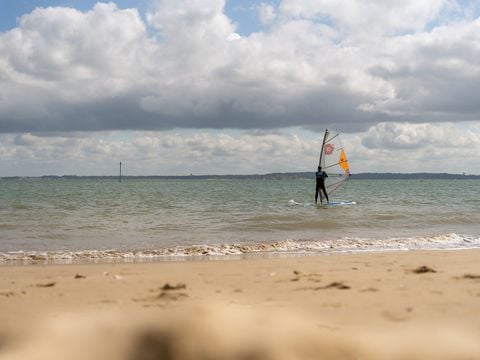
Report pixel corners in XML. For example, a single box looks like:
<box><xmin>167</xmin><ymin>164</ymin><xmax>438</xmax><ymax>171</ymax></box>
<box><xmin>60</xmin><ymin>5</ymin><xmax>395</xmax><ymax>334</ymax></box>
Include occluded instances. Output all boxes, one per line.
<box><xmin>1</xmin><ymin>178</ymin><xmax>479</xmax><ymax>264</ymax></box>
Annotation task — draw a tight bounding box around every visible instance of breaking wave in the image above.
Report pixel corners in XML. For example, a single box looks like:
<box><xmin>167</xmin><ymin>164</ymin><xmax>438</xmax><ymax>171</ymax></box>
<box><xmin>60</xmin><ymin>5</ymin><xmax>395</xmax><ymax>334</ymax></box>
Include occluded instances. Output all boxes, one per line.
<box><xmin>1</xmin><ymin>233</ymin><xmax>479</xmax><ymax>265</ymax></box>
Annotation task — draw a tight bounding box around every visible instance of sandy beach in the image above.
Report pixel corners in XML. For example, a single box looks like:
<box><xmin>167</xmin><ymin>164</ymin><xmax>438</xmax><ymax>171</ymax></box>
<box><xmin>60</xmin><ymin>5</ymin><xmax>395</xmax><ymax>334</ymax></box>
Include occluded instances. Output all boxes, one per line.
<box><xmin>1</xmin><ymin>249</ymin><xmax>480</xmax><ymax>359</ymax></box>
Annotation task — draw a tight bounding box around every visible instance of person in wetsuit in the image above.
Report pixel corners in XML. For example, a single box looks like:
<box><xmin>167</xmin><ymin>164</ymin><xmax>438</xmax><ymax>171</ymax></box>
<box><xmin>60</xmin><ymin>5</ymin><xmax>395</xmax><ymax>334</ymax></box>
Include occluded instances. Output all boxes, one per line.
<box><xmin>315</xmin><ymin>166</ymin><xmax>329</xmax><ymax>204</ymax></box>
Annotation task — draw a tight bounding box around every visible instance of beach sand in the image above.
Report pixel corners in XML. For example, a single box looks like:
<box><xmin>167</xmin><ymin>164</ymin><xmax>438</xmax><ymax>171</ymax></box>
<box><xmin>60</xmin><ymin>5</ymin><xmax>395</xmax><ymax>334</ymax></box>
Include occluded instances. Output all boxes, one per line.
<box><xmin>1</xmin><ymin>249</ymin><xmax>480</xmax><ymax>359</ymax></box>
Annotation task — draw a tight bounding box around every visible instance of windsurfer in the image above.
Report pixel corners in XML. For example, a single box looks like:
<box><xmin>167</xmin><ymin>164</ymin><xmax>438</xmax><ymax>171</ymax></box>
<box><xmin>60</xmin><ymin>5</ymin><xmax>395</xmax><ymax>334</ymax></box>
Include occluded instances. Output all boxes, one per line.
<box><xmin>315</xmin><ymin>166</ymin><xmax>329</xmax><ymax>204</ymax></box>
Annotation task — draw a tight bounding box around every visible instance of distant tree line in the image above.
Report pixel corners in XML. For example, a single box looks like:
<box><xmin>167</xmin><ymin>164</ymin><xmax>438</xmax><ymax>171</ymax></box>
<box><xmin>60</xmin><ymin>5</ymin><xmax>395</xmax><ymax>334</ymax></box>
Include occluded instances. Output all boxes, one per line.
<box><xmin>350</xmin><ymin>172</ymin><xmax>479</xmax><ymax>180</ymax></box>
<box><xmin>2</xmin><ymin>172</ymin><xmax>479</xmax><ymax>180</ymax></box>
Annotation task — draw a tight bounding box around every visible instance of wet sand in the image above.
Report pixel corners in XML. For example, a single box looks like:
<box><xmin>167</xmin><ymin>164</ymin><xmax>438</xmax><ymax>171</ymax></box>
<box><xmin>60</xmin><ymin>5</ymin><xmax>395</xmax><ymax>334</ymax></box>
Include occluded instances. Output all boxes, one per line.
<box><xmin>1</xmin><ymin>249</ymin><xmax>480</xmax><ymax>359</ymax></box>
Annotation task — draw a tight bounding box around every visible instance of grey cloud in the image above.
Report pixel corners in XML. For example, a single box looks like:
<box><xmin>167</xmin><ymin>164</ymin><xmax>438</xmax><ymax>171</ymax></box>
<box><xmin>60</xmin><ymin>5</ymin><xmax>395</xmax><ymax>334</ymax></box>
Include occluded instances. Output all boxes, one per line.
<box><xmin>366</xmin><ymin>21</ymin><xmax>480</xmax><ymax>120</ymax></box>
<box><xmin>0</xmin><ymin>81</ymin><xmax>373</xmax><ymax>133</ymax></box>
<box><xmin>1</xmin><ymin>1</ymin><xmax>480</xmax><ymax>135</ymax></box>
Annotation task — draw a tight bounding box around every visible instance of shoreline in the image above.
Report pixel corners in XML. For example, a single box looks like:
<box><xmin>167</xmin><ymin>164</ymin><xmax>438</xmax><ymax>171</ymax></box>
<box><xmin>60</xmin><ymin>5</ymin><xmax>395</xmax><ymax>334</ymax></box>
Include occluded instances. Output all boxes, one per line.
<box><xmin>1</xmin><ymin>248</ymin><xmax>480</xmax><ymax>359</ymax></box>
<box><xmin>2</xmin><ymin>231</ymin><xmax>480</xmax><ymax>266</ymax></box>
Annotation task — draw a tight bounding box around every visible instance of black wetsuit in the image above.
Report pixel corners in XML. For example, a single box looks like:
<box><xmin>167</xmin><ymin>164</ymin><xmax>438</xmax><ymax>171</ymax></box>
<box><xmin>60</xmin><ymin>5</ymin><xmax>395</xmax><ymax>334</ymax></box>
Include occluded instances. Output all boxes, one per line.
<box><xmin>315</xmin><ymin>170</ymin><xmax>329</xmax><ymax>204</ymax></box>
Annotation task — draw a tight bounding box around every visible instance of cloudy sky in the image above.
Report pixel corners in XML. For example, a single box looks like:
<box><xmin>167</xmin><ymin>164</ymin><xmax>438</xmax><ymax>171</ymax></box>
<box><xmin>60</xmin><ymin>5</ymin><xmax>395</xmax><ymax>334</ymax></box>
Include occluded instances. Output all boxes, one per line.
<box><xmin>1</xmin><ymin>0</ymin><xmax>480</xmax><ymax>176</ymax></box>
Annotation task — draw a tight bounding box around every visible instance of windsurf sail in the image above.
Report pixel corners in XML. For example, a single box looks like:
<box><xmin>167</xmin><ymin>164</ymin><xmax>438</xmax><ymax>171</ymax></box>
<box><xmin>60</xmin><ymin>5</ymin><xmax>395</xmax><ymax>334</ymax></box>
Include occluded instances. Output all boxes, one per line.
<box><xmin>318</xmin><ymin>129</ymin><xmax>351</xmax><ymax>200</ymax></box>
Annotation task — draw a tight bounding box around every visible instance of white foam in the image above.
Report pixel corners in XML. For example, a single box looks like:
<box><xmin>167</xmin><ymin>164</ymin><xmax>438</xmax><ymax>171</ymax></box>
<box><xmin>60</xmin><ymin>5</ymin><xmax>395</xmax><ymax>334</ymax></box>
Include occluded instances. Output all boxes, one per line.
<box><xmin>1</xmin><ymin>233</ymin><xmax>479</xmax><ymax>264</ymax></box>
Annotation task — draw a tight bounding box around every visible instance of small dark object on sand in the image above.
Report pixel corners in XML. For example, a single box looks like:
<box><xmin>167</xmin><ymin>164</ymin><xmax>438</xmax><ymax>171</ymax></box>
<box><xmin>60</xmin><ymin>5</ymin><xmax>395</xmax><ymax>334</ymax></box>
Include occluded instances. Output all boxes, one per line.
<box><xmin>36</xmin><ymin>282</ymin><xmax>56</xmax><ymax>288</ymax></box>
<box><xmin>463</xmin><ymin>274</ymin><xmax>480</xmax><ymax>280</ymax></box>
<box><xmin>161</xmin><ymin>283</ymin><xmax>187</xmax><ymax>291</ymax></box>
<box><xmin>322</xmin><ymin>282</ymin><xmax>350</xmax><ymax>290</ymax></box>
<box><xmin>74</xmin><ymin>274</ymin><xmax>86</xmax><ymax>279</ymax></box>
<box><xmin>412</xmin><ymin>266</ymin><xmax>436</xmax><ymax>274</ymax></box>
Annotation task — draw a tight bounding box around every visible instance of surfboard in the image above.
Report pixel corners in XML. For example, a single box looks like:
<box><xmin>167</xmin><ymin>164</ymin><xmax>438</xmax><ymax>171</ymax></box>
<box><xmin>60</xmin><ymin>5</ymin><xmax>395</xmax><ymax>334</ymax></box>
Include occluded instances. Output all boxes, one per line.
<box><xmin>318</xmin><ymin>201</ymin><xmax>356</xmax><ymax>206</ymax></box>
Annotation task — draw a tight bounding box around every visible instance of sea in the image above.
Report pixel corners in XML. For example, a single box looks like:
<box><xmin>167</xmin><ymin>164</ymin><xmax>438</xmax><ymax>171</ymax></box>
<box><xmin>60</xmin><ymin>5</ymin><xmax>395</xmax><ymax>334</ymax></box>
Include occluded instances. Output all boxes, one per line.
<box><xmin>1</xmin><ymin>177</ymin><xmax>479</xmax><ymax>264</ymax></box>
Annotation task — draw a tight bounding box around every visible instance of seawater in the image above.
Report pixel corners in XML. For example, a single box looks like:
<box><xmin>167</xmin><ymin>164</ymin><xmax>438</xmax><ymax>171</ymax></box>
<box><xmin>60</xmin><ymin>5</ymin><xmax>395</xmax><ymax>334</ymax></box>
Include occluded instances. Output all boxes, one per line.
<box><xmin>1</xmin><ymin>178</ymin><xmax>479</xmax><ymax>263</ymax></box>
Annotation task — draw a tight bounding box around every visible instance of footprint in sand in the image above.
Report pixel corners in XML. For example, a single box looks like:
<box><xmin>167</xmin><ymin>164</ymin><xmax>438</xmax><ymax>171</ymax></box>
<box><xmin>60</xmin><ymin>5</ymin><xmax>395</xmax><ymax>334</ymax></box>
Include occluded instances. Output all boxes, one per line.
<box><xmin>134</xmin><ymin>283</ymin><xmax>189</xmax><ymax>304</ymax></box>
<box><xmin>0</xmin><ymin>291</ymin><xmax>15</xmax><ymax>297</ymax></box>
<box><xmin>157</xmin><ymin>292</ymin><xmax>189</xmax><ymax>301</ymax></box>
<box><xmin>381</xmin><ymin>308</ymin><xmax>413</xmax><ymax>322</ymax></box>
<box><xmin>291</xmin><ymin>270</ymin><xmax>322</xmax><ymax>283</ymax></box>
<box><xmin>295</xmin><ymin>281</ymin><xmax>351</xmax><ymax>291</ymax></box>
<box><xmin>359</xmin><ymin>287</ymin><xmax>379</xmax><ymax>293</ymax></box>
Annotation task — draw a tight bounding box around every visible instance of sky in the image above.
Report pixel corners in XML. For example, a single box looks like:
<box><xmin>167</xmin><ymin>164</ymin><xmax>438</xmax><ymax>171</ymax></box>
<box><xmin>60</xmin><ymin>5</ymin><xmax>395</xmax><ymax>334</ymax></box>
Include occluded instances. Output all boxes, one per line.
<box><xmin>1</xmin><ymin>0</ymin><xmax>480</xmax><ymax>176</ymax></box>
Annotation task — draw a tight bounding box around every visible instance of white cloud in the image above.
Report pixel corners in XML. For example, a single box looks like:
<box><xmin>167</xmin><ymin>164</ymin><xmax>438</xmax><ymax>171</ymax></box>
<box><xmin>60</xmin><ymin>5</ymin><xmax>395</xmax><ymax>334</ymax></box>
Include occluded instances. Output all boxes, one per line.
<box><xmin>279</xmin><ymin>0</ymin><xmax>450</xmax><ymax>37</ymax></box>
<box><xmin>226</xmin><ymin>33</ymin><xmax>242</xmax><ymax>41</ymax></box>
<box><xmin>2</xmin><ymin>3</ymin><xmax>151</xmax><ymax>84</ymax></box>
<box><xmin>0</xmin><ymin>130</ymin><xmax>324</xmax><ymax>176</ymax></box>
<box><xmin>259</xmin><ymin>3</ymin><xmax>277</xmax><ymax>25</ymax></box>
<box><xmin>361</xmin><ymin>122</ymin><xmax>478</xmax><ymax>149</ymax></box>
<box><xmin>1</xmin><ymin>122</ymin><xmax>479</xmax><ymax>176</ymax></box>
<box><xmin>349</xmin><ymin>122</ymin><xmax>480</xmax><ymax>173</ymax></box>
<box><xmin>363</xmin><ymin>19</ymin><xmax>480</xmax><ymax>118</ymax></box>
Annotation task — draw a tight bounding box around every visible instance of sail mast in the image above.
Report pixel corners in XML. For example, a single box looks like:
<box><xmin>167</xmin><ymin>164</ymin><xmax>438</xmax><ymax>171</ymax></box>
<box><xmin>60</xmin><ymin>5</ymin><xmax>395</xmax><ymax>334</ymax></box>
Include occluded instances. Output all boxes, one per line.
<box><xmin>318</xmin><ymin>128</ymin><xmax>329</xmax><ymax>167</ymax></box>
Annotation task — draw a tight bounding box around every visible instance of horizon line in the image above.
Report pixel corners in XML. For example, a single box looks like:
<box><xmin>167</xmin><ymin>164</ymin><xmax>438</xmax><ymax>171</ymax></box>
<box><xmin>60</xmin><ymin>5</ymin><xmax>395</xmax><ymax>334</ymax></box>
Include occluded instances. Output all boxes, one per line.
<box><xmin>1</xmin><ymin>171</ymin><xmax>479</xmax><ymax>179</ymax></box>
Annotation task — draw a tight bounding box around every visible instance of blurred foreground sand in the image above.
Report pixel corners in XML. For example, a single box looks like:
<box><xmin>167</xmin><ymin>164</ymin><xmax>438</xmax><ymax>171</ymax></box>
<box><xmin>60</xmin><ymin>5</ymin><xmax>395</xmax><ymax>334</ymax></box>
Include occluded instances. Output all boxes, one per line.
<box><xmin>1</xmin><ymin>249</ymin><xmax>480</xmax><ymax>359</ymax></box>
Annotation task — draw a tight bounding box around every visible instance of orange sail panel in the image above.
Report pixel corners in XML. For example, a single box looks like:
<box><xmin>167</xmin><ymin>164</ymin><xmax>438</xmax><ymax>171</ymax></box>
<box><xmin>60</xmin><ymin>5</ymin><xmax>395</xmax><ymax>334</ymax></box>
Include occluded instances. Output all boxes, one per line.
<box><xmin>339</xmin><ymin>149</ymin><xmax>349</xmax><ymax>173</ymax></box>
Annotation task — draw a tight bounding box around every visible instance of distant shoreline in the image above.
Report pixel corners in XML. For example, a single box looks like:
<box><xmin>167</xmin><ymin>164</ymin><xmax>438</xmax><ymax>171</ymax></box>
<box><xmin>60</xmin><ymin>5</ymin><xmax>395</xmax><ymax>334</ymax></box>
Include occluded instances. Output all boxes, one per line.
<box><xmin>2</xmin><ymin>172</ymin><xmax>479</xmax><ymax>180</ymax></box>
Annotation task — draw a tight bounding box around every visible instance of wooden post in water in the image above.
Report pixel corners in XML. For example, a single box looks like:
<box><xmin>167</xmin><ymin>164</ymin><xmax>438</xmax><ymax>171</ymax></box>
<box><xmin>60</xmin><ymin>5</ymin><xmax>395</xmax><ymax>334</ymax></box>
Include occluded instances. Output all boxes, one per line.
<box><xmin>119</xmin><ymin>162</ymin><xmax>122</xmax><ymax>183</ymax></box>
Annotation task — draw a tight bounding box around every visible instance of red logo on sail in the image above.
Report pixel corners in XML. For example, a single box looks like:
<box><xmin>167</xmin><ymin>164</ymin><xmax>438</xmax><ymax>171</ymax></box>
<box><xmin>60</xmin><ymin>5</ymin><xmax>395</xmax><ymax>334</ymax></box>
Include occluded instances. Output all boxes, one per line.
<box><xmin>324</xmin><ymin>143</ymin><xmax>334</xmax><ymax>155</ymax></box>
